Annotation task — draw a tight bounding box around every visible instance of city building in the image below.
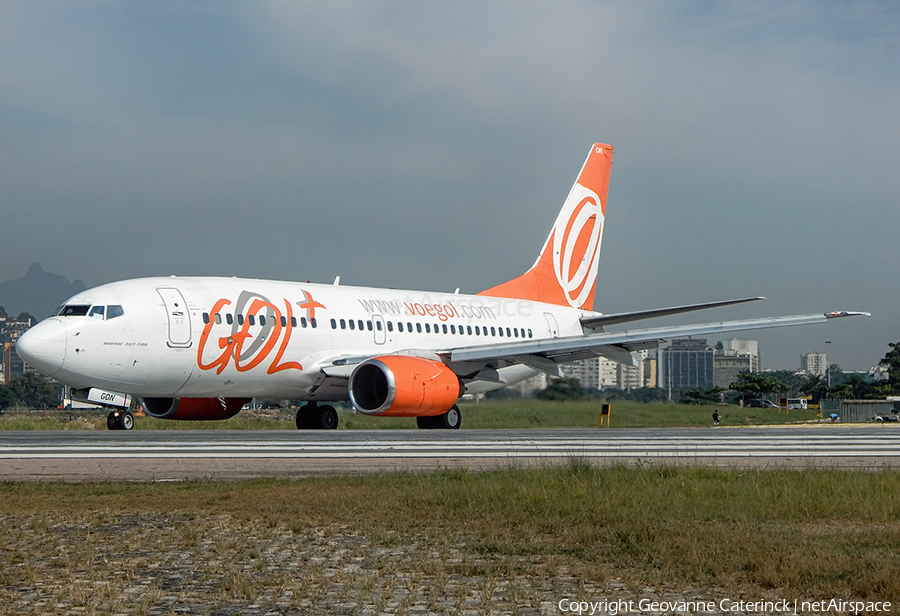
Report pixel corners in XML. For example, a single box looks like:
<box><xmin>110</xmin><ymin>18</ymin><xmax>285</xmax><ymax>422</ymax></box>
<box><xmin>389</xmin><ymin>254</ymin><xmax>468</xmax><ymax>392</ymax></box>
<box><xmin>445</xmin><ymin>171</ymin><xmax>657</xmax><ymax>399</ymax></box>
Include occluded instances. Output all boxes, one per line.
<box><xmin>658</xmin><ymin>338</ymin><xmax>715</xmax><ymax>391</ymax></box>
<box><xmin>714</xmin><ymin>338</ymin><xmax>760</xmax><ymax>388</ymax></box>
<box><xmin>642</xmin><ymin>356</ymin><xmax>657</xmax><ymax>388</ymax></box>
<box><xmin>562</xmin><ymin>351</ymin><xmax>648</xmax><ymax>391</ymax></box>
<box><xmin>2</xmin><ymin>315</ymin><xmax>35</xmax><ymax>384</ymax></box>
<box><xmin>801</xmin><ymin>352</ymin><xmax>828</xmax><ymax>377</ymax></box>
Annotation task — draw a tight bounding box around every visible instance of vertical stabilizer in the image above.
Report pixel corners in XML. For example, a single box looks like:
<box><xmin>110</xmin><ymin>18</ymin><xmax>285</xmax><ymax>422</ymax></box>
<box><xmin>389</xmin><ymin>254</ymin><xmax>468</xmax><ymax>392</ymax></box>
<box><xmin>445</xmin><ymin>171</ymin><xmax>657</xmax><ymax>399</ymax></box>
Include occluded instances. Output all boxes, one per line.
<box><xmin>478</xmin><ymin>143</ymin><xmax>613</xmax><ymax>311</ymax></box>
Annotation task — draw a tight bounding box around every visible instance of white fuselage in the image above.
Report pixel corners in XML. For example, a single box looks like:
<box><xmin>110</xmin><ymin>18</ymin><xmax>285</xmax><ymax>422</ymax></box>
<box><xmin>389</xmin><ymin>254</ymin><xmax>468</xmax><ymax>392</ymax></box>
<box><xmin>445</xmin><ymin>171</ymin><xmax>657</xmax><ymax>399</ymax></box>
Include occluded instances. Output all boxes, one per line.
<box><xmin>26</xmin><ymin>276</ymin><xmax>588</xmax><ymax>400</ymax></box>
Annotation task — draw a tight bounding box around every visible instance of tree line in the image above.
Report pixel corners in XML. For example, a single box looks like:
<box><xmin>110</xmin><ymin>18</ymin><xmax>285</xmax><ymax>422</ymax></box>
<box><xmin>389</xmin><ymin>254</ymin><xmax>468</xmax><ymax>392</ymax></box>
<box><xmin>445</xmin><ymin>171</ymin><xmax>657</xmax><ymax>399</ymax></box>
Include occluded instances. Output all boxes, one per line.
<box><xmin>0</xmin><ymin>373</ymin><xmax>59</xmax><ymax>411</ymax></box>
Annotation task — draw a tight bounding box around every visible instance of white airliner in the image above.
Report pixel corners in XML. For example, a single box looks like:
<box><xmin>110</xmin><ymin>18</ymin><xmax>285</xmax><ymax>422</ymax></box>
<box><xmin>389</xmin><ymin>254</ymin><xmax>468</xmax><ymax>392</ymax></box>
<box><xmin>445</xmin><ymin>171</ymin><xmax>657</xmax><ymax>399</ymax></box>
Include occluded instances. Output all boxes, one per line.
<box><xmin>16</xmin><ymin>143</ymin><xmax>868</xmax><ymax>430</ymax></box>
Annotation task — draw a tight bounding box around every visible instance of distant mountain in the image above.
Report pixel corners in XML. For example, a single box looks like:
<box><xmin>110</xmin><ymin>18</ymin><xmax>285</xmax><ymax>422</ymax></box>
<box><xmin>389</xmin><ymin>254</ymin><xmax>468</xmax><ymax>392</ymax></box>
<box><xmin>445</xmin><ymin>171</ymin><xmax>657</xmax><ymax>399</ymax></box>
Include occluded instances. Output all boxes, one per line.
<box><xmin>0</xmin><ymin>263</ymin><xmax>86</xmax><ymax>319</ymax></box>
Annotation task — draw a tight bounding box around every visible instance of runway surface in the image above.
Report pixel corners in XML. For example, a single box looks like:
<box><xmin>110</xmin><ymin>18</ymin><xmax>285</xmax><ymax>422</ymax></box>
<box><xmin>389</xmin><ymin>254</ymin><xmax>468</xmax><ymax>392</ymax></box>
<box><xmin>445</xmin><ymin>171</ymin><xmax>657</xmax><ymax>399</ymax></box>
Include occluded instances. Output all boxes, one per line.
<box><xmin>1</xmin><ymin>425</ymin><xmax>898</xmax><ymax>481</ymax></box>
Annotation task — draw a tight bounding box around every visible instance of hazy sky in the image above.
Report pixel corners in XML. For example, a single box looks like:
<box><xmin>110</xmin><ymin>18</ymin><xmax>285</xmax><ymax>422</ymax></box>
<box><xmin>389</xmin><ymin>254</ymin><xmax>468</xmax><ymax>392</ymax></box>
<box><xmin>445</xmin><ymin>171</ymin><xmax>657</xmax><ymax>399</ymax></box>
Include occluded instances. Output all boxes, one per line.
<box><xmin>1</xmin><ymin>1</ymin><xmax>897</xmax><ymax>370</ymax></box>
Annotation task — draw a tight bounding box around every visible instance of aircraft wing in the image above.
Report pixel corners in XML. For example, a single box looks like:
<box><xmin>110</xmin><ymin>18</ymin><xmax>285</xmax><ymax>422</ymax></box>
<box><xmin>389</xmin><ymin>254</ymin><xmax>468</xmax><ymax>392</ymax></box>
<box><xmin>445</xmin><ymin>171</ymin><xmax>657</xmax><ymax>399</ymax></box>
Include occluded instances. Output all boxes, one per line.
<box><xmin>318</xmin><ymin>310</ymin><xmax>869</xmax><ymax>383</ymax></box>
<box><xmin>448</xmin><ymin>311</ymin><xmax>871</xmax><ymax>374</ymax></box>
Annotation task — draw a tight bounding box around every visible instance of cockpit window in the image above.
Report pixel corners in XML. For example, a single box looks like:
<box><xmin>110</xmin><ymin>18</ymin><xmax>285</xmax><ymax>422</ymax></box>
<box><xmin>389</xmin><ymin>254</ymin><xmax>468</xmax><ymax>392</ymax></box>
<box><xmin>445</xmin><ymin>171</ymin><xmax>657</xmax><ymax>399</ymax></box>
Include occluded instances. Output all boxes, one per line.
<box><xmin>89</xmin><ymin>306</ymin><xmax>105</xmax><ymax>320</ymax></box>
<box><xmin>107</xmin><ymin>305</ymin><xmax>124</xmax><ymax>319</ymax></box>
<box><xmin>59</xmin><ymin>305</ymin><xmax>91</xmax><ymax>316</ymax></box>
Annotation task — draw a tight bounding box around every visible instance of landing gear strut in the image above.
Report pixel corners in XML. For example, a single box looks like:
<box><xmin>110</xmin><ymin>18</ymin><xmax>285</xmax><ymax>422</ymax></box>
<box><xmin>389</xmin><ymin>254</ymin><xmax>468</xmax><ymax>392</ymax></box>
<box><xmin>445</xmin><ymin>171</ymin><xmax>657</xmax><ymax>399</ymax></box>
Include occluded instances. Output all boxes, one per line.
<box><xmin>295</xmin><ymin>402</ymin><xmax>339</xmax><ymax>430</ymax></box>
<box><xmin>106</xmin><ymin>410</ymin><xmax>134</xmax><ymax>430</ymax></box>
<box><xmin>416</xmin><ymin>405</ymin><xmax>462</xmax><ymax>429</ymax></box>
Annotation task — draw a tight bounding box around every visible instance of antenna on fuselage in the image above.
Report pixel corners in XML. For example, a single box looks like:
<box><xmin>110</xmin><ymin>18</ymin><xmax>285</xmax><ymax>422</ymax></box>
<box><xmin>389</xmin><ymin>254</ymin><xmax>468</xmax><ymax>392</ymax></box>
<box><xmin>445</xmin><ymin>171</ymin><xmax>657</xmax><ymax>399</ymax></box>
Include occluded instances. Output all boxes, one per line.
<box><xmin>333</xmin><ymin>276</ymin><xmax>341</xmax><ymax>286</ymax></box>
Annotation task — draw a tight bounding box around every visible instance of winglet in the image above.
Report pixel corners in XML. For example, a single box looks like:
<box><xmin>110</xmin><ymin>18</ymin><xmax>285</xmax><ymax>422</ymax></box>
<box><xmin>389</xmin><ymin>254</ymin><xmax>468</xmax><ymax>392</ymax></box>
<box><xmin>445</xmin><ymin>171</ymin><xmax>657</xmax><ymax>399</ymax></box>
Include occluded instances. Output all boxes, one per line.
<box><xmin>825</xmin><ymin>311</ymin><xmax>872</xmax><ymax>318</ymax></box>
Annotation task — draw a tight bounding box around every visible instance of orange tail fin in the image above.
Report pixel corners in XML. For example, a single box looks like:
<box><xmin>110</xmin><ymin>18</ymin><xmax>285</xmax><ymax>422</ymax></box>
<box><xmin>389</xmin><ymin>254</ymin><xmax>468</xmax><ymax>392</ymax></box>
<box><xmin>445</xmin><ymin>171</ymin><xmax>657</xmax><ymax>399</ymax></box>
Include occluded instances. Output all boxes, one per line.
<box><xmin>478</xmin><ymin>143</ymin><xmax>613</xmax><ymax>311</ymax></box>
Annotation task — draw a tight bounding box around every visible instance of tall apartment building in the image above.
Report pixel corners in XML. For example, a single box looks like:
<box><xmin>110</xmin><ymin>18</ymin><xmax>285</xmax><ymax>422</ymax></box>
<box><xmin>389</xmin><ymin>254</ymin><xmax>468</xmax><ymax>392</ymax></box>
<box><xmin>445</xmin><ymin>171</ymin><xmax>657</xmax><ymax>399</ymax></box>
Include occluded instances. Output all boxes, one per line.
<box><xmin>562</xmin><ymin>351</ymin><xmax>648</xmax><ymax>391</ymax></box>
<box><xmin>801</xmin><ymin>352</ymin><xmax>828</xmax><ymax>377</ymax></box>
<box><xmin>658</xmin><ymin>338</ymin><xmax>715</xmax><ymax>391</ymax></box>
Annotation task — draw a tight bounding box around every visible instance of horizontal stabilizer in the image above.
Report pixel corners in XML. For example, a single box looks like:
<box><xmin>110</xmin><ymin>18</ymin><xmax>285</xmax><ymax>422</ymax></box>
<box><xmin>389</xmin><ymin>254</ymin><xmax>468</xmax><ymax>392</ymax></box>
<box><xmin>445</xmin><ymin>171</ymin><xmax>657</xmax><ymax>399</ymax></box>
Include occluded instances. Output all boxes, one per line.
<box><xmin>581</xmin><ymin>297</ymin><xmax>765</xmax><ymax>329</ymax></box>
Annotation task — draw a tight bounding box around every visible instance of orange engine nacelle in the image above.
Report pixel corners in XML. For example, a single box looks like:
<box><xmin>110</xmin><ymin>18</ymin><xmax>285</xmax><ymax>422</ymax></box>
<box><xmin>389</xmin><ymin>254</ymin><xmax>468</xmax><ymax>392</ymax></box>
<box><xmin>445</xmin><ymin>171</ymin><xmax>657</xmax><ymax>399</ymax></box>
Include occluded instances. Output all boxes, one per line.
<box><xmin>348</xmin><ymin>356</ymin><xmax>463</xmax><ymax>417</ymax></box>
<box><xmin>142</xmin><ymin>397</ymin><xmax>250</xmax><ymax>420</ymax></box>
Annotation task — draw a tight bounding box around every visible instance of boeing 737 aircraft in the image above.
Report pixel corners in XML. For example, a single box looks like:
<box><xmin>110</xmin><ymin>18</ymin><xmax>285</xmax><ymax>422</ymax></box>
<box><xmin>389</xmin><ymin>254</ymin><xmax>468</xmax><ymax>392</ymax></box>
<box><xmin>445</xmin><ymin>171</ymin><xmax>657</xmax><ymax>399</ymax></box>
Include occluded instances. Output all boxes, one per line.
<box><xmin>16</xmin><ymin>143</ymin><xmax>868</xmax><ymax>430</ymax></box>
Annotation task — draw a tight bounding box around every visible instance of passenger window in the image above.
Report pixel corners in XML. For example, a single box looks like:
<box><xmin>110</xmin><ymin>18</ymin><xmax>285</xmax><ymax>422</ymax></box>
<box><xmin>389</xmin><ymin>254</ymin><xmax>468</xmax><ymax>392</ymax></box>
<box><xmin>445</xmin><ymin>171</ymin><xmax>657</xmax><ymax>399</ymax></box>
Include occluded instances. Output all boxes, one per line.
<box><xmin>528</xmin><ymin>329</ymin><xmax>533</xmax><ymax>338</ymax></box>
<box><xmin>259</xmin><ymin>315</ymin><xmax>266</xmax><ymax>326</ymax></box>
<box><xmin>215</xmin><ymin>313</ymin><xmax>222</xmax><ymax>325</ymax></box>
<box><xmin>226</xmin><ymin>314</ymin><xmax>234</xmax><ymax>325</ymax></box>
<box><xmin>376</xmin><ymin>321</ymin><xmax>383</xmax><ymax>331</ymax></box>
<box><xmin>248</xmin><ymin>314</ymin><xmax>256</xmax><ymax>326</ymax></box>
<box><xmin>340</xmin><ymin>319</ymin><xmax>346</xmax><ymax>329</ymax></box>
<box><xmin>107</xmin><ymin>305</ymin><xmax>124</xmax><ymax>319</ymax></box>
<box><xmin>348</xmin><ymin>319</ymin><xmax>355</xmax><ymax>330</ymax></box>
<box><xmin>425</xmin><ymin>323</ymin><xmax>431</xmax><ymax>333</ymax></box>
<box><xmin>299</xmin><ymin>317</ymin><xmax>306</xmax><ymax>328</ymax></box>
<box><xmin>491</xmin><ymin>327</ymin><xmax>496</xmax><ymax>336</ymax></box>
<box><xmin>237</xmin><ymin>314</ymin><xmax>244</xmax><ymax>325</ymax></box>
<box><xmin>450</xmin><ymin>325</ymin><xmax>456</xmax><ymax>334</ymax></box>
<box><xmin>387</xmin><ymin>322</ymin><xmax>393</xmax><ymax>332</ymax></box>
<box><xmin>514</xmin><ymin>328</ymin><xmax>518</xmax><ymax>338</ymax></box>
<box><xmin>202</xmin><ymin>313</ymin><xmax>210</xmax><ymax>324</ymax></box>
<box><xmin>467</xmin><ymin>326</ymin><xmax>472</xmax><ymax>335</ymax></box>
<box><xmin>310</xmin><ymin>318</ymin><xmax>318</xmax><ymax>328</ymax></box>
<box><xmin>358</xmin><ymin>320</ymin><xmax>364</xmax><ymax>330</ymax></box>
<box><xmin>330</xmin><ymin>319</ymin><xmax>337</xmax><ymax>329</ymax></box>
<box><xmin>475</xmin><ymin>326</ymin><xmax>480</xmax><ymax>335</ymax></box>
<box><xmin>90</xmin><ymin>305</ymin><xmax>105</xmax><ymax>320</ymax></box>
<box><xmin>408</xmin><ymin>322</ymin><xmax>413</xmax><ymax>332</ymax></box>
<box><xmin>367</xmin><ymin>321</ymin><xmax>373</xmax><ymax>331</ymax></box>
<box><xmin>280</xmin><ymin>316</ymin><xmax>287</xmax><ymax>327</ymax></box>
<box><xmin>442</xmin><ymin>324</ymin><xmax>448</xmax><ymax>334</ymax></box>
<box><xmin>398</xmin><ymin>322</ymin><xmax>404</xmax><ymax>332</ymax></box>
<box><xmin>416</xmin><ymin>323</ymin><xmax>422</xmax><ymax>333</ymax></box>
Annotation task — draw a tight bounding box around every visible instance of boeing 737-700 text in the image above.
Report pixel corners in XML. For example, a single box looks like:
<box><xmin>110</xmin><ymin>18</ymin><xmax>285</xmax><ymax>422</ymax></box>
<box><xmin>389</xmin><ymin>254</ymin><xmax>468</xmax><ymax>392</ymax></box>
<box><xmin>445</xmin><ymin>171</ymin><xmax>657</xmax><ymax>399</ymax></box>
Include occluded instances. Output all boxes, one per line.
<box><xmin>16</xmin><ymin>143</ymin><xmax>869</xmax><ymax>430</ymax></box>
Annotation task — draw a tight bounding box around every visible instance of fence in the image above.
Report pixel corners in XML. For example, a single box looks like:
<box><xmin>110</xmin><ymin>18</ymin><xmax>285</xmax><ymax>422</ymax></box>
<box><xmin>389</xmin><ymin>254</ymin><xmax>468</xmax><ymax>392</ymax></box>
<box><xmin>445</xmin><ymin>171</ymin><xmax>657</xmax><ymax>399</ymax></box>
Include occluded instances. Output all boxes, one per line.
<box><xmin>827</xmin><ymin>399</ymin><xmax>899</xmax><ymax>423</ymax></box>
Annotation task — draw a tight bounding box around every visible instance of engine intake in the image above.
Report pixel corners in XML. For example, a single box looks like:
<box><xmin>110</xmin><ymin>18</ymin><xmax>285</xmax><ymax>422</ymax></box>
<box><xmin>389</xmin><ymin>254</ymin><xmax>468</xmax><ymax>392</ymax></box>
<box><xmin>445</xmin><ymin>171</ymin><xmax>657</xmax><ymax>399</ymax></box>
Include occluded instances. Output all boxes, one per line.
<box><xmin>349</xmin><ymin>356</ymin><xmax>463</xmax><ymax>417</ymax></box>
<box><xmin>142</xmin><ymin>397</ymin><xmax>250</xmax><ymax>420</ymax></box>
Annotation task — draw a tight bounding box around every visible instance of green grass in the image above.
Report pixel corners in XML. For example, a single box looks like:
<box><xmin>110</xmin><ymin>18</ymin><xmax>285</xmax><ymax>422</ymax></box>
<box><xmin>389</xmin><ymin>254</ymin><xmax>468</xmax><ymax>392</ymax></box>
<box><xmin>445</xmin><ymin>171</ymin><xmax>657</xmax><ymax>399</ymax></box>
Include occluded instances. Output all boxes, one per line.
<box><xmin>0</xmin><ymin>399</ymin><xmax>821</xmax><ymax>430</ymax></box>
<box><xmin>1</xmin><ymin>465</ymin><xmax>898</xmax><ymax>606</ymax></box>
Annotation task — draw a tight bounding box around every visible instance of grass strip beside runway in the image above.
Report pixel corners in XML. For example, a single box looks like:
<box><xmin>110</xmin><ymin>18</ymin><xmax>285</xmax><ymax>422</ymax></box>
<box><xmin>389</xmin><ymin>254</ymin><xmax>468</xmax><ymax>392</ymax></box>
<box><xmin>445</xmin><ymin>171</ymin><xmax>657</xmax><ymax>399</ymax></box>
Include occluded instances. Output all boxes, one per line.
<box><xmin>1</xmin><ymin>464</ymin><xmax>898</xmax><ymax>614</ymax></box>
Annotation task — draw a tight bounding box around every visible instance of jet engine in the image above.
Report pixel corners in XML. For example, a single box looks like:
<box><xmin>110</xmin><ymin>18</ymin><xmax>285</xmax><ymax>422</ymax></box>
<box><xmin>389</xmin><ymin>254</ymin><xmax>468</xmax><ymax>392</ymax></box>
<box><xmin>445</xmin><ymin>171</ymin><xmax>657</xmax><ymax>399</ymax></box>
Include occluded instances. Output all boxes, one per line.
<box><xmin>348</xmin><ymin>356</ymin><xmax>463</xmax><ymax>417</ymax></box>
<box><xmin>142</xmin><ymin>397</ymin><xmax>250</xmax><ymax>420</ymax></box>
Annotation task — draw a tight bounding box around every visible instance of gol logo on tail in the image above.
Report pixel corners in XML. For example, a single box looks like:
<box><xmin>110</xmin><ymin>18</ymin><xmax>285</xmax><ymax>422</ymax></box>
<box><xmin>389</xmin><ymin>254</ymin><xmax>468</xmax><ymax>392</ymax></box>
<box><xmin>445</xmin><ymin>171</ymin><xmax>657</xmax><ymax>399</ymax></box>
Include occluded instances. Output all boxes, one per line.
<box><xmin>551</xmin><ymin>183</ymin><xmax>603</xmax><ymax>309</ymax></box>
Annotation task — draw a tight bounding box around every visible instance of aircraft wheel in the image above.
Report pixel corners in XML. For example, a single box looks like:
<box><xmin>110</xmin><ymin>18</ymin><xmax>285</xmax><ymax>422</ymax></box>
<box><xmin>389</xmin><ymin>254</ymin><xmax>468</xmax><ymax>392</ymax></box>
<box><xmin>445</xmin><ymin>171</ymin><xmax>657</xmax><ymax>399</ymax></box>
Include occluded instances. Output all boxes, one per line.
<box><xmin>107</xmin><ymin>412</ymin><xmax>119</xmax><ymax>431</ymax></box>
<box><xmin>316</xmin><ymin>405</ymin><xmax>338</xmax><ymax>430</ymax></box>
<box><xmin>118</xmin><ymin>412</ymin><xmax>134</xmax><ymax>431</ymax></box>
<box><xmin>295</xmin><ymin>404</ymin><xmax>314</xmax><ymax>430</ymax></box>
<box><xmin>437</xmin><ymin>405</ymin><xmax>461</xmax><ymax>429</ymax></box>
<box><xmin>416</xmin><ymin>415</ymin><xmax>437</xmax><ymax>429</ymax></box>
<box><xmin>418</xmin><ymin>406</ymin><xmax>461</xmax><ymax>429</ymax></box>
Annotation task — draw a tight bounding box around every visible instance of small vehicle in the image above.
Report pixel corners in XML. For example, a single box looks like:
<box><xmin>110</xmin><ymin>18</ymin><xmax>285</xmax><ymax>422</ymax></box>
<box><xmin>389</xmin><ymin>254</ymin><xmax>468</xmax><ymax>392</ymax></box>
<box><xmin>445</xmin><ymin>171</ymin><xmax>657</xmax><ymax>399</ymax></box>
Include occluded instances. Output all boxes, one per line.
<box><xmin>748</xmin><ymin>399</ymin><xmax>778</xmax><ymax>408</ymax></box>
<box><xmin>786</xmin><ymin>398</ymin><xmax>808</xmax><ymax>410</ymax></box>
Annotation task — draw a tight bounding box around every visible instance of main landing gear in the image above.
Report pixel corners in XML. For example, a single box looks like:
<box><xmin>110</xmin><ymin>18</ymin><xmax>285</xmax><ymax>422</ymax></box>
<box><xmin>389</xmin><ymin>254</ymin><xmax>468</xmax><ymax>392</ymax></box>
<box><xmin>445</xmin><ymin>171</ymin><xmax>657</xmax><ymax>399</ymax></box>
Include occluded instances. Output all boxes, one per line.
<box><xmin>295</xmin><ymin>402</ymin><xmax>339</xmax><ymax>430</ymax></box>
<box><xmin>106</xmin><ymin>410</ymin><xmax>134</xmax><ymax>431</ymax></box>
<box><xmin>416</xmin><ymin>405</ymin><xmax>462</xmax><ymax>430</ymax></box>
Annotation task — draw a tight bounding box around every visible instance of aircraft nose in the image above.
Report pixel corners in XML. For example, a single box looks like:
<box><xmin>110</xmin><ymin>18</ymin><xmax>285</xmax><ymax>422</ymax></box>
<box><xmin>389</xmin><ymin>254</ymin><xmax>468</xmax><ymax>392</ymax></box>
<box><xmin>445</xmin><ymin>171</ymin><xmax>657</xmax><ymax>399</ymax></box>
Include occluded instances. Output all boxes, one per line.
<box><xmin>16</xmin><ymin>320</ymin><xmax>67</xmax><ymax>377</ymax></box>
